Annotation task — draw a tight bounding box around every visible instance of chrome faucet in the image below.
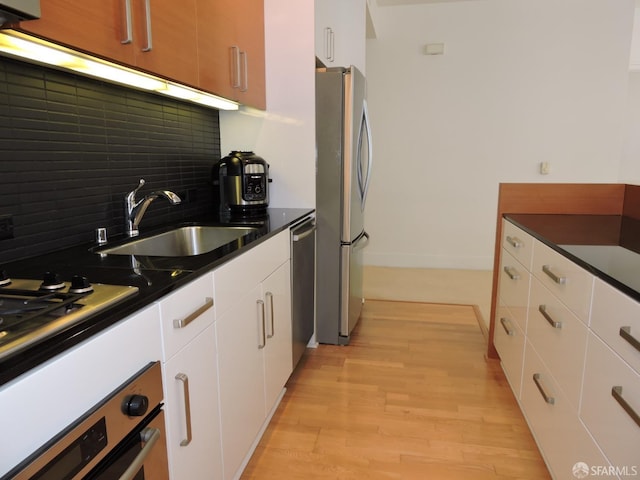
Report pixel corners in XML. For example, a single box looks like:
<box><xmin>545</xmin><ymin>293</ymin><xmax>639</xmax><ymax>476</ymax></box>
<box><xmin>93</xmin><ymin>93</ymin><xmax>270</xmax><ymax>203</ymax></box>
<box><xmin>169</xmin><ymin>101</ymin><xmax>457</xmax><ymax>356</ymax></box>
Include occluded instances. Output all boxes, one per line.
<box><xmin>125</xmin><ymin>179</ymin><xmax>182</xmax><ymax>237</ymax></box>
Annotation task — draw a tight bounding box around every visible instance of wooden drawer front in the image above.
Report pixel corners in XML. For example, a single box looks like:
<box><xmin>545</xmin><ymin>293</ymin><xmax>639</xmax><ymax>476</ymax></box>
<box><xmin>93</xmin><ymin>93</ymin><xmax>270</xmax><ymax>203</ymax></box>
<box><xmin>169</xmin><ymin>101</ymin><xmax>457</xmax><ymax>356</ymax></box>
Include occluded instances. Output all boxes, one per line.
<box><xmin>521</xmin><ymin>341</ymin><xmax>609</xmax><ymax>478</ymax></box>
<box><xmin>498</xmin><ymin>248</ymin><xmax>531</xmax><ymax>332</ymax></box>
<box><xmin>528</xmin><ymin>277</ymin><xmax>588</xmax><ymax>410</ymax></box>
<box><xmin>503</xmin><ymin>219</ymin><xmax>534</xmax><ymax>271</ymax></box>
<box><xmin>591</xmin><ymin>278</ymin><xmax>640</xmax><ymax>374</ymax></box>
<box><xmin>494</xmin><ymin>302</ymin><xmax>525</xmax><ymax>398</ymax></box>
<box><xmin>532</xmin><ymin>241</ymin><xmax>594</xmax><ymax>325</ymax></box>
<box><xmin>159</xmin><ymin>273</ymin><xmax>215</xmax><ymax>361</ymax></box>
<box><xmin>582</xmin><ymin>333</ymin><xmax>640</xmax><ymax>469</ymax></box>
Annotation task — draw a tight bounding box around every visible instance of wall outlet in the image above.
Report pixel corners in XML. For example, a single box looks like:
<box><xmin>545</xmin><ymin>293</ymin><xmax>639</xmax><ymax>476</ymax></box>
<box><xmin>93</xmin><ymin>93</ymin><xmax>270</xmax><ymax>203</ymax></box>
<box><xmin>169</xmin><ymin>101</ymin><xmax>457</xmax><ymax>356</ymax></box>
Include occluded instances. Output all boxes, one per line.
<box><xmin>0</xmin><ymin>214</ymin><xmax>14</xmax><ymax>240</ymax></box>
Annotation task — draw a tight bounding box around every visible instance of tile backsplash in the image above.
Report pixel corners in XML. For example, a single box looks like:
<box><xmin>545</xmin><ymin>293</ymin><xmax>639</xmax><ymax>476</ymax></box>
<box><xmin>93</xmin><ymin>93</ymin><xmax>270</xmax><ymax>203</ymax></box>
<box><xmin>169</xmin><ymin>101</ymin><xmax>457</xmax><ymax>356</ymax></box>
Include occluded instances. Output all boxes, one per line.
<box><xmin>0</xmin><ymin>56</ymin><xmax>221</xmax><ymax>264</ymax></box>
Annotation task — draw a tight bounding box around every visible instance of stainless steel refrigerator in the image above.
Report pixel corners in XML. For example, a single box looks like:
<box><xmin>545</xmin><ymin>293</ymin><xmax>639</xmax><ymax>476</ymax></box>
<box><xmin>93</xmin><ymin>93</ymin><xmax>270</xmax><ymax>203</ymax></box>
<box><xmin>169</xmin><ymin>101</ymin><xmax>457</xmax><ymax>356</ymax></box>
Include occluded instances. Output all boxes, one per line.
<box><xmin>315</xmin><ymin>65</ymin><xmax>372</xmax><ymax>345</ymax></box>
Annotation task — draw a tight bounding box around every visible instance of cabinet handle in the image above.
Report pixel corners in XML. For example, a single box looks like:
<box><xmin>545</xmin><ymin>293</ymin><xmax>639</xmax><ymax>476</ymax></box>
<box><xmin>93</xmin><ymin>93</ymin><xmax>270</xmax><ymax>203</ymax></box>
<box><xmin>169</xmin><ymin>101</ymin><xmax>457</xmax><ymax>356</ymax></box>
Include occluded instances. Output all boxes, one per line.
<box><xmin>503</xmin><ymin>266</ymin><xmax>520</xmax><ymax>281</ymax></box>
<box><xmin>175</xmin><ymin>373</ymin><xmax>193</xmax><ymax>447</ymax></box>
<box><xmin>173</xmin><ymin>297</ymin><xmax>213</xmax><ymax>329</ymax></box>
<box><xmin>542</xmin><ymin>265</ymin><xmax>566</xmax><ymax>285</ymax></box>
<box><xmin>538</xmin><ymin>304</ymin><xmax>562</xmax><ymax>329</ymax></box>
<box><xmin>533</xmin><ymin>373</ymin><xmax>555</xmax><ymax>405</ymax></box>
<box><xmin>239</xmin><ymin>50</ymin><xmax>248</xmax><ymax>92</ymax></box>
<box><xmin>121</xmin><ymin>0</ymin><xmax>133</xmax><ymax>44</ymax></box>
<box><xmin>257</xmin><ymin>299</ymin><xmax>266</xmax><ymax>349</ymax></box>
<box><xmin>611</xmin><ymin>386</ymin><xmax>640</xmax><ymax>429</ymax></box>
<box><xmin>120</xmin><ymin>427</ymin><xmax>161</xmax><ymax>480</ymax></box>
<box><xmin>266</xmin><ymin>291</ymin><xmax>275</xmax><ymax>338</ymax></box>
<box><xmin>231</xmin><ymin>46</ymin><xmax>241</xmax><ymax>88</ymax></box>
<box><xmin>499</xmin><ymin>317</ymin><xmax>515</xmax><ymax>336</ymax></box>
<box><xmin>506</xmin><ymin>235</ymin><xmax>523</xmax><ymax>248</ymax></box>
<box><xmin>141</xmin><ymin>0</ymin><xmax>153</xmax><ymax>52</ymax></box>
<box><xmin>324</xmin><ymin>27</ymin><xmax>332</xmax><ymax>61</ymax></box>
<box><xmin>620</xmin><ymin>326</ymin><xmax>640</xmax><ymax>353</ymax></box>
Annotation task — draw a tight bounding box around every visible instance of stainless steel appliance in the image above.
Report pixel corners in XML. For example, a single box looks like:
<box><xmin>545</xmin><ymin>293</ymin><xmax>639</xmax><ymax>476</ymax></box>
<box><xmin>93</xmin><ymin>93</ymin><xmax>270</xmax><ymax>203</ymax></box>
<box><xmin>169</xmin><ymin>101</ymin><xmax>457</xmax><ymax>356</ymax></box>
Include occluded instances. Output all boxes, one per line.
<box><xmin>2</xmin><ymin>361</ymin><xmax>168</xmax><ymax>480</ymax></box>
<box><xmin>0</xmin><ymin>0</ymin><xmax>40</xmax><ymax>24</ymax></box>
<box><xmin>315</xmin><ymin>65</ymin><xmax>372</xmax><ymax>345</ymax></box>
<box><xmin>0</xmin><ymin>272</ymin><xmax>138</xmax><ymax>360</ymax></box>
<box><xmin>290</xmin><ymin>216</ymin><xmax>316</xmax><ymax>367</ymax></box>
<box><xmin>212</xmin><ymin>151</ymin><xmax>270</xmax><ymax>216</ymax></box>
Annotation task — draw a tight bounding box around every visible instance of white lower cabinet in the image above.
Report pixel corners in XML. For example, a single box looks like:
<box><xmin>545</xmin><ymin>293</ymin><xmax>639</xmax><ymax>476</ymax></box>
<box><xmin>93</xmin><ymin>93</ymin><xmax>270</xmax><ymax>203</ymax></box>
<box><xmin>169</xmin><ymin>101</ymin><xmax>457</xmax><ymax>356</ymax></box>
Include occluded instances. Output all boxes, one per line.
<box><xmin>158</xmin><ymin>273</ymin><xmax>223</xmax><ymax>480</ymax></box>
<box><xmin>581</xmin><ymin>332</ymin><xmax>640</xmax><ymax>471</ymax></box>
<box><xmin>494</xmin><ymin>300</ymin><xmax>525</xmax><ymax>397</ymax></box>
<box><xmin>214</xmin><ymin>230</ymin><xmax>293</xmax><ymax>480</ymax></box>
<box><xmin>521</xmin><ymin>341</ymin><xmax>609</xmax><ymax>479</ymax></box>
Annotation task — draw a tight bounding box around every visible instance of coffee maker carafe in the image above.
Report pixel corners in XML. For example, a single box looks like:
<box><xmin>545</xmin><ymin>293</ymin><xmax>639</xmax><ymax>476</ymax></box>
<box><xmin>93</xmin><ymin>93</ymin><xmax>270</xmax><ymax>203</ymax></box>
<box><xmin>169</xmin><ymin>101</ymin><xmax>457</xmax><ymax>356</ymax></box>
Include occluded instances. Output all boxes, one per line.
<box><xmin>212</xmin><ymin>151</ymin><xmax>270</xmax><ymax>216</ymax></box>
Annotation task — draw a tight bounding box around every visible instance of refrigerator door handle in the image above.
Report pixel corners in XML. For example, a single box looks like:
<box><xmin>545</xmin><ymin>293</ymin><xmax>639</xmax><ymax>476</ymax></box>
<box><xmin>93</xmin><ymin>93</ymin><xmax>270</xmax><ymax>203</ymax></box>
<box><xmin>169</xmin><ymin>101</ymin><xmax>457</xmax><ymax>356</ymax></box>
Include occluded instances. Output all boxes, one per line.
<box><xmin>357</xmin><ymin>99</ymin><xmax>373</xmax><ymax>211</ymax></box>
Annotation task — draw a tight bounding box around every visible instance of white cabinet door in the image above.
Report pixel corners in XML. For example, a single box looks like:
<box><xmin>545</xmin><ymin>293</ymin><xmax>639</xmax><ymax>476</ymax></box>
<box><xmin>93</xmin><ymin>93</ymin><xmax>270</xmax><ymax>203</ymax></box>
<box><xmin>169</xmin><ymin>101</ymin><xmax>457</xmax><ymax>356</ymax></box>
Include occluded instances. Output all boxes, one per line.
<box><xmin>217</xmin><ymin>283</ymin><xmax>267</xmax><ymax>480</ymax></box>
<box><xmin>263</xmin><ymin>260</ymin><xmax>293</xmax><ymax>414</ymax></box>
<box><xmin>520</xmin><ymin>341</ymin><xmax>609</xmax><ymax>479</ymax></box>
<box><xmin>315</xmin><ymin>0</ymin><xmax>366</xmax><ymax>73</ymax></box>
<box><xmin>494</xmin><ymin>301</ymin><xmax>525</xmax><ymax>398</ymax></box>
<box><xmin>581</xmin><ymin>332</ymin><xmax>640</xmax><ymax>470</ymax></box>
<box><xmin>163</xmin><ymin>323</ymin><xmax>223</xmax><ymax>480</ymax></box>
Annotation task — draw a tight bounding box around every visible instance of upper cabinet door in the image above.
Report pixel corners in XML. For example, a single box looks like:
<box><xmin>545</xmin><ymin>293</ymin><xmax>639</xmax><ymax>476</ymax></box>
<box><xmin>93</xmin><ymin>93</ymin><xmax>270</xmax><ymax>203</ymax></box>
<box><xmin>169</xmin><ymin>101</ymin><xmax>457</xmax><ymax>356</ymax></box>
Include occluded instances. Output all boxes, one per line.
<box><xmin>20</xmin><ymin>0</ymin><xmax>200</xmax><ymax>90</ymax></box>
<box><xmin>196</xmin><ymin>0</ymin><xmax>266</xmax><ymax>110</ymax></box>
<box><xmin>131</xmin><ymin>0</ymin><xmax>199</xmax><ymax>87</ymax></box>
<box><xmin>18</xmin><ymin>0</ymin><xmax>136</xmax><ymax>66</ymax></box>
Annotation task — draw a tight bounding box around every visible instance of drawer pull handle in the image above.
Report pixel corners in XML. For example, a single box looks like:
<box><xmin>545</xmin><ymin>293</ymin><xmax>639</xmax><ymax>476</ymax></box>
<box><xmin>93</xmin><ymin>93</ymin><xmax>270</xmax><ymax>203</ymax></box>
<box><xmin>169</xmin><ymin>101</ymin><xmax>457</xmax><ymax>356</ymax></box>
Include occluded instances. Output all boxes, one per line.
<box><xmin>499</xmin><ymin>317</ymin><xmax>514</xmax><ymax>336</ymax></box>
<box><xmin>175</xmin><ymin>373</ymin><xmax>193</xmax><ymax>446</ymax></box>
<box><xmin>542</xmin><ymin>265</ymin><xmax>566</xmax><ymax>285</ymax></box>
<box><xmin>121</xmin><ymin>0</ymin><xmax>133</xmax><ymax>44</ymax></box>
<box><xmin>538</xmin><ymin>305</ymin><xmax>562</xmax><ymax>329</ymax></box>
<box><xmin>611</xmin><ymin>386</ymin><xmax>640</xmax><ymax>429</ymax></box>
<box><xmin>257</xmin><ymin>299</ymin><xmax>266</xmax><ymax>349</ymax></box>
<box><xmin>266</xmin><ymin>291</ymin><xmax>275</xmax><ymax>338</ymax></box>
<box><xmin>533</xmin><ymin>373</ymin><xmax>555</xmax><ymax>405</ymax></box>
<box><xmin>173</xmin><ymin>297</ymin><xmax>214</xmax><ymax>329</ymax></box>
<box><xmin>141</xmin><ymin>0</ymin><xmax>153</xmax><ymax>52</ymax></box>
<box><xmin>506</xmin><ymin>235</ymin><xmax>523</xmax><ymax>248</ymax></box>
<box><xmin>503</xmin><ymin>266</ymin><xmax>520</xmax><ymax>281</ymax></box>
<box><xmin>620</xmin><ymin>326</ymin><xmax>640</xmax><ymax>353</ymax></box>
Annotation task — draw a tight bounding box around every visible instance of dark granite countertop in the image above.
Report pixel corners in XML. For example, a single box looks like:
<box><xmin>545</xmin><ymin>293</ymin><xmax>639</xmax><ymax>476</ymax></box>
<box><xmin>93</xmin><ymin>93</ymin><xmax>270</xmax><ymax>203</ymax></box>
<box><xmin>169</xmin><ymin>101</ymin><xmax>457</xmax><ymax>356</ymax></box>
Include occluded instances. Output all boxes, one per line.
<box><xmin>505</xmin><ymin>214</ymin><xmax>640</xmax><ymax>303</ymax></box>
<box><xmin>0</xmin><ymin>207</ymin><xmax>314</xmax><ymax>386</ymax></box>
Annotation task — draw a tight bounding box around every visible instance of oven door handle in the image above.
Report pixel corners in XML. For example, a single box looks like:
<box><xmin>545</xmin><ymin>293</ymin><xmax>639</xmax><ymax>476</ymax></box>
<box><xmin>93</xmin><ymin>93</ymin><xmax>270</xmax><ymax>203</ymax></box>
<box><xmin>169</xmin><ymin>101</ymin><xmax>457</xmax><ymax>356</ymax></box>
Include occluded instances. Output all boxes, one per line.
<box><xmin>118</xmin><ymin>427</ymin><xmax>161</xmax><ymax>480</ymax></box>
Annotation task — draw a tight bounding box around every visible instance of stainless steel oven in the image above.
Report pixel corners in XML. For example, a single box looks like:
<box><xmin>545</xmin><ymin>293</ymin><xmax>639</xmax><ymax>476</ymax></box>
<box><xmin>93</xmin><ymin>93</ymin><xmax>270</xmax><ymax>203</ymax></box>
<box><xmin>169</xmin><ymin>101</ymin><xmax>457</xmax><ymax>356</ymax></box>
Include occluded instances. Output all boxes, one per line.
<box><xmin>2</xmin><ymin>362</ymin><xmax>169</xmax><ymax>480</ymax></box>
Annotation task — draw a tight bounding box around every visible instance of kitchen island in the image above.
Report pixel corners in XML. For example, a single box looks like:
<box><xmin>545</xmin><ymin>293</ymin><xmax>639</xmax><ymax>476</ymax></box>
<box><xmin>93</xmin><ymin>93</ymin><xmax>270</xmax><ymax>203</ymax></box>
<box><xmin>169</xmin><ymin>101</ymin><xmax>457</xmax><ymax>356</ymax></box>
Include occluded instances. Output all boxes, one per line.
<box><xmin>491</xmin><ymin>185</ymin><xmax>640</xmax><ymax>479</ymax></box>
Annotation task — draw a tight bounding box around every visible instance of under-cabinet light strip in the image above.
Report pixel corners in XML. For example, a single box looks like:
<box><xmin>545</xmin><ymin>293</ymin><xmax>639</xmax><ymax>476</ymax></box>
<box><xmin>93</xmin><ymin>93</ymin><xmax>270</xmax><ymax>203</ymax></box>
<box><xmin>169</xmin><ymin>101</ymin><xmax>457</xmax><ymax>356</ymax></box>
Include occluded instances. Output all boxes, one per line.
<box><xmin>0</xmin><ymin>30</ymin><xmax>239</xmax><ymax>111</ymax></box>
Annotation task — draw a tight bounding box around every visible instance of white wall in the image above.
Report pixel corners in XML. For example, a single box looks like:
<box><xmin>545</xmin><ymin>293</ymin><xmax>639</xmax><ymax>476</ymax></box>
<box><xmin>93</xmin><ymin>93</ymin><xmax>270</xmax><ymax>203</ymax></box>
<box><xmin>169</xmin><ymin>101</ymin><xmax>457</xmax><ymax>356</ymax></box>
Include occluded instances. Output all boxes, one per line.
<box><xmin>621</xmin><ymin>73</ymin><xmax>640</xmax><ymax>182</ymax></box>
<box><xmin>219</xmin><ymin>0</ymin><xmax>316</xmax><ymax>209</ymax></box>
<box><xmin>364</xmin><ymin>0</ymin><xmax>635</xmax><ymax>270</ymax></box>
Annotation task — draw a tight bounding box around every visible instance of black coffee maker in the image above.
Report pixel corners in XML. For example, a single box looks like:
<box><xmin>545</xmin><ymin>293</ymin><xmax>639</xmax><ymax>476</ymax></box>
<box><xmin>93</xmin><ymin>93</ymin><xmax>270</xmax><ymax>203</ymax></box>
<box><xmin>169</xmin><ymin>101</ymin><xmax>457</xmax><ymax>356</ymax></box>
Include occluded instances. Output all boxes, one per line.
<box><xmin>212</xmin><ymin>151</ymin><xmax>270</xmax><ymax>216</ymax></box>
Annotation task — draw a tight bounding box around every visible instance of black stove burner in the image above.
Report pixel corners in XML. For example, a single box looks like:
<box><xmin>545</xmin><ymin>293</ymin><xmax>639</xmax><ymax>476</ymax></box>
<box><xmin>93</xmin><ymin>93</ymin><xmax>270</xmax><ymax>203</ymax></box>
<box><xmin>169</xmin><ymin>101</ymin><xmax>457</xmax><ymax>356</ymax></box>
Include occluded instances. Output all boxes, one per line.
<box><xmin>0</xmin><ymin>288</ymin><xmax>87</xmax><ymax>330</ymax></box>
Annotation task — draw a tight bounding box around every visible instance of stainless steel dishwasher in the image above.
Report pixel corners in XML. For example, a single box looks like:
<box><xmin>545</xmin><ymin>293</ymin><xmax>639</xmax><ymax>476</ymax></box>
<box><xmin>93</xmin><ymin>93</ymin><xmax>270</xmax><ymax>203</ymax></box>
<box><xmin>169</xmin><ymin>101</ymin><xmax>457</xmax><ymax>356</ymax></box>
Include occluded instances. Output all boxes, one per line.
<box><xmin>290</xmin><ymin>216</ymin><xmax>316</xmax><ymax>369</ymax></box>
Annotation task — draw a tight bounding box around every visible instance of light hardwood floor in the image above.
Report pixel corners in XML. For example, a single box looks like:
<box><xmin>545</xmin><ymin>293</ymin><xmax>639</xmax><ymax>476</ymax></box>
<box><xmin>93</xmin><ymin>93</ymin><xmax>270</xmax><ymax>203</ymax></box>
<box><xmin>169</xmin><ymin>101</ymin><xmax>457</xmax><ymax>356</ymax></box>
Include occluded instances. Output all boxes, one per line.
<box><xmin>241</xmin><ymin>300</ymin><xmax>550</xmax><ymax>479</ymax></box>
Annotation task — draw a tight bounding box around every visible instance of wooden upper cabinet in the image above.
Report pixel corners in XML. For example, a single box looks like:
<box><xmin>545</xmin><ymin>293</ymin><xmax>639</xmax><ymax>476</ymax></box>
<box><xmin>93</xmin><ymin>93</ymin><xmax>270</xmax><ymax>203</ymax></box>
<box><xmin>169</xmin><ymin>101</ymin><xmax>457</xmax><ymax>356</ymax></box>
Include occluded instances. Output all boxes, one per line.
<box><xmin>196</xmin><ymin>0</ymin><xmax>266</xmax><ymax>110</ymax></box>
<box><xmin>130</xmin><ymin>0</ymin><xmax>199</xmax><ymax>87</ymax></box>
<box><xmin>18</xmin><ymin>0</ymin><xmax>137</xmax><ymax>66</ymax></box>
<box><xmin>19</xmin><ymin>0</ymin><xmax>199</xmax><ymax>90</ymax></box>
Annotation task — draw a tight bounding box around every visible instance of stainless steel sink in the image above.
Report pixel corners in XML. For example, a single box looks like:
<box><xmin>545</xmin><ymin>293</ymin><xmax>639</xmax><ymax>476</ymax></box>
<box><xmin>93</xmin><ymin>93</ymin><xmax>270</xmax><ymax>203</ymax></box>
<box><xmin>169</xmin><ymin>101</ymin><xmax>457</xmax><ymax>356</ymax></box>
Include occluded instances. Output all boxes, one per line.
<box><xmin>96</xmin><ymin>226</ymin><xmax>259</xmax><ymax>257</ymax></box>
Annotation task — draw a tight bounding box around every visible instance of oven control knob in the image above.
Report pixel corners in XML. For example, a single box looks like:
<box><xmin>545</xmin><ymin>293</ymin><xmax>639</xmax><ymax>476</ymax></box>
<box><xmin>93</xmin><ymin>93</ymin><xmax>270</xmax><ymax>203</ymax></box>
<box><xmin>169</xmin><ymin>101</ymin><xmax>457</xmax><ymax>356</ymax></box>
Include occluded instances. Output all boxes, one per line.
<box><xmin>69</xmin><ymin>275</ymin><xmax>93</xmax><ymax>294</ymax></box>
<box><xmin>122</xmin><ymin>394</ymin><xmax>149</xmax><ymax>417</ymax></box>
<box><xmin>40</xmin><ymin>272</ymin><xmax>65</xmax><ymax>291</ymax></box>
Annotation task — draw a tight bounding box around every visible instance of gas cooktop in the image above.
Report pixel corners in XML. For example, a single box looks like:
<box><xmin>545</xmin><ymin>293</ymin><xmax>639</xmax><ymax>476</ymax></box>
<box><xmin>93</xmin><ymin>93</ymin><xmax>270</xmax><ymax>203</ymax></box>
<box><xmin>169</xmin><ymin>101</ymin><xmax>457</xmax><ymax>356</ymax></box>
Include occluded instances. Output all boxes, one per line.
<box><xmin>0</xmin><ymin>272</ymin><xmax>138</xmax><ymax>360</ymax></box>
